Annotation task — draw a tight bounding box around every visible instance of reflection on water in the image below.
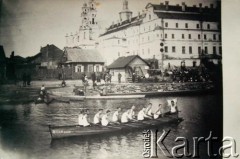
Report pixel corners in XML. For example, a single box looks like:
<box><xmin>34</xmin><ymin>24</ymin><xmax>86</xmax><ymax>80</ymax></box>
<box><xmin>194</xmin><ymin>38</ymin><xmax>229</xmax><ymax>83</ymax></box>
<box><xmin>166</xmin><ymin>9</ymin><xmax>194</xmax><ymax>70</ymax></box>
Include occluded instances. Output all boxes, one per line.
<box><xmin>0</xmin><ymin>94</ymin><xmax>222</xmax><ymax>159</ymax></box>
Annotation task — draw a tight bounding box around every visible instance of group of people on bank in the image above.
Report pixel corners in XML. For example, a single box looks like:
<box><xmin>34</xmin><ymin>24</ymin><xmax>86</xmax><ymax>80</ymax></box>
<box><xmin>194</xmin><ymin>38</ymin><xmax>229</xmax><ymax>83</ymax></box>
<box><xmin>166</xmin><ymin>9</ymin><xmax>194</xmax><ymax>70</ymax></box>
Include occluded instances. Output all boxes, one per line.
<box><xmin>78</xmin><ymin>99</ymin><xmax>178</xmax><ymax>127</ymax></box>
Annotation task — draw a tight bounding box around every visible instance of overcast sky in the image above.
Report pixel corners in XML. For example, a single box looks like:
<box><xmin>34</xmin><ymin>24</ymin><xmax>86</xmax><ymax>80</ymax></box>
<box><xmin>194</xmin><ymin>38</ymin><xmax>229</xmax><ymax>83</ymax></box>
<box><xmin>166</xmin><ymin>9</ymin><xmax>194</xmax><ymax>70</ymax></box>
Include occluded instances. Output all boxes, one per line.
<box><xmin>0</xmin><ymin>0</ymin><xmax>217</xmax><ymax>57</ymax></box>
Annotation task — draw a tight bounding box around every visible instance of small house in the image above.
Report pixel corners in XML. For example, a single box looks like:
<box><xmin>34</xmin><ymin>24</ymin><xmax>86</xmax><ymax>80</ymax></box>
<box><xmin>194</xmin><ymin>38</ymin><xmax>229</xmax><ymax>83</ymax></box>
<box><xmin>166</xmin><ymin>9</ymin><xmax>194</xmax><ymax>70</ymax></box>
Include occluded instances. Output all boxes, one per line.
<box><xmin>107</xmin><ymin>55</ymin><xmax>150</xmax><ymax>82</ymax></box>
<box><xmin>61</xmin><ymin>47</ymin><xmax>105</xmax><ymax>79</ymax></box>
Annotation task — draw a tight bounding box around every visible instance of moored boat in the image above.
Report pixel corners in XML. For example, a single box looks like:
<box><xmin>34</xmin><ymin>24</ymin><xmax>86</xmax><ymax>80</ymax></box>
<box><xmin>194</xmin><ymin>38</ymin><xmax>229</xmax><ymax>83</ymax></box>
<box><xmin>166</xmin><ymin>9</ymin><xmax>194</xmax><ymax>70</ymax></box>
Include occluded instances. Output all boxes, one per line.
<box><xmin>49</xmin><ymin>113</ymin><xmax>183</xmax><ymax>139</ymax></box>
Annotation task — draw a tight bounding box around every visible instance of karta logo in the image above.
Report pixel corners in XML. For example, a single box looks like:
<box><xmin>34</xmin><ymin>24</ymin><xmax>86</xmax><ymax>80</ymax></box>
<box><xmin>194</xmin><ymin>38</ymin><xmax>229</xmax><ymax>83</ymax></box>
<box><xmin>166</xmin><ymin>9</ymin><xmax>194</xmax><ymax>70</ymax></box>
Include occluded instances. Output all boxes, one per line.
<box><xmin>142</xmin><ymin>129</ymin><xmax>239</xmax><ymax>158</ymax></box>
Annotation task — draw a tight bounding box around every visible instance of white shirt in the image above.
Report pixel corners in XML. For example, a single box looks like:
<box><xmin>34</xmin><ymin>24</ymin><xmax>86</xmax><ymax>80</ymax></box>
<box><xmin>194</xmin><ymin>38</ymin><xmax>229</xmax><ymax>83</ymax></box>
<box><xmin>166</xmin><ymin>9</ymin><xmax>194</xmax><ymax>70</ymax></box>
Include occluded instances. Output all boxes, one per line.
<box><xmin>137</xmin><ymin>109</ymin><xmax>147</xmax><ymax>121</ymax></box>
<box><xmin>128</xmin><ymin>109</ymin><xmax>135</xmax><ymax>120</ymax></box>
<box><xmin>41</xmin><ymin>87</ymin><xmax>45</xmax><ymax>91</ymax></box>
<box><xmin>112</xmin><ymin>111</ymin><xmax>119</xmax><ymax>122</ymax></box>
<box><xmin>78</xmin><ymin>114</ymin><xmax>83</xmax><ymax>125</ymax></box>
<box><xmin>170</xmin><ymin>104</ymin><xmax>177</xmax><ymax>113</ymax></box>
<box><xmin>93</xmin><ymin>112</ymin><xmax>101</xmax><ymax>124</ymax></box>
<box><xmin>101</xmin><ymin>114</ymin><xmax>109</xmax><ymax>126</ymax></box>
<box><xmin>146</xmin><ymin>109</ymin><xmax>152</xmax><ymax>116</ymax></box>
<box><xmin>154</xmin><ymin>109</ymin><xmax>162</xmax><ymax>119</ymax></box>
<box><xmin>121</xmin><ymin>111</ymin><xmax>129</xmax><ymax>123</ymax></box>
<box><xmin>82</xmin><ymin>114</ymin><xmax>90</xmax><ymax>127</ymax></box>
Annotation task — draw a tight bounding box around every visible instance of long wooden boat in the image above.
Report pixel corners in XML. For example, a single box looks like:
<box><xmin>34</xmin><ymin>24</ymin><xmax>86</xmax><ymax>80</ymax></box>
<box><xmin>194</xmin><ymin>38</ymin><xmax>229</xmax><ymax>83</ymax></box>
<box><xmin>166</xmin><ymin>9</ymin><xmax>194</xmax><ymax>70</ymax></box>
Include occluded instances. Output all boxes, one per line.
<box><xmin>49</xmin><ymin>114</ymin><xmax>183</xmax><ymax>139</ymax></box>
<box><xmin>106</xmin><ymin>88</ymin><xmax>215</xmax><ymax>97</ymax></box>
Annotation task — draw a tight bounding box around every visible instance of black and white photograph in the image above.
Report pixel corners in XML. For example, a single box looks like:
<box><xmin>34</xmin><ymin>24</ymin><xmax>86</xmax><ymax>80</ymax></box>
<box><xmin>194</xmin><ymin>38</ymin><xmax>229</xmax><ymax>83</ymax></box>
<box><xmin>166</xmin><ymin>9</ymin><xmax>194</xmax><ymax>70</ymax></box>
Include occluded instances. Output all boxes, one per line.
<box><xmin>0</xmin><ymin>0</ymin><xmax>239</xmax><ymax>158</ymax></box>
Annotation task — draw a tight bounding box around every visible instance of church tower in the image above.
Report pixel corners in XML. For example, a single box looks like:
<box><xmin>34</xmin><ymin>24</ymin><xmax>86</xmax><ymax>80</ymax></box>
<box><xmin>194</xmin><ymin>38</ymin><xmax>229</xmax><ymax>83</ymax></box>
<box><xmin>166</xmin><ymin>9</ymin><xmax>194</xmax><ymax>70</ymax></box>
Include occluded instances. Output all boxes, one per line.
<box><xmin>119</xmin><ymin>0</ymin><xmax>133</xmax><ymax>22</ymax></box>
<box><xmin>66</xmin><ymin>0</ymin><xmax>99</xmax><ymax>49</ymax></box>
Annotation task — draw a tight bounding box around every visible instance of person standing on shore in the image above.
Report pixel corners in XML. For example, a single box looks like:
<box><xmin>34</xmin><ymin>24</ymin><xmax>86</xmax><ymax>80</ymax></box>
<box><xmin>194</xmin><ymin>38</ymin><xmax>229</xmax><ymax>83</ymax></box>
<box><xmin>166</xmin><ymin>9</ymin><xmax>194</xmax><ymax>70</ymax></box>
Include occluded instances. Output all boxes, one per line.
<box><xmin>91</xmin><ymin>72</ymin><xmax>96</xmax><ymax>89</ymax></box>
<box><xmin>118</xmin><ymin>73</ymin><xmax>122</xmax><ymax>83</ymax></box>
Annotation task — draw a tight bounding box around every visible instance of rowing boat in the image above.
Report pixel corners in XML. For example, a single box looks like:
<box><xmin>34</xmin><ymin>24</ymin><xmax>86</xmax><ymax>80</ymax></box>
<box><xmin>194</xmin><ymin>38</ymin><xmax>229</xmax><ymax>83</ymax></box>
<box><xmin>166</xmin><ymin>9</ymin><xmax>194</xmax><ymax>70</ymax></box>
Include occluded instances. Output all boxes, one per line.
<box><xmin>106</xmin><ymin>88</ymin><xmax>215</xmax><ymax>97</ymax></box>
<box><xmin>49</xmin><ymin>113</ymin><xmax>183</xmax><ymax>139</ymax></box>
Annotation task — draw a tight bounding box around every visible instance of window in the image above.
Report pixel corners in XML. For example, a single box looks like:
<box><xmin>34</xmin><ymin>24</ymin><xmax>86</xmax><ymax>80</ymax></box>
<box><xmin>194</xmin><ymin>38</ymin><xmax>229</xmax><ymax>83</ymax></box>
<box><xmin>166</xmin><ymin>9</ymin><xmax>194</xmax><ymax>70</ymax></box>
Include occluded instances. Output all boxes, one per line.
<box><xmin>172</xmin><ymin>34</ymin><xmax>175</xmax><ymax>39</ymax></box>
<box><xmin>84</xmin><ymin>32</ymin><xmax>86</xmax><ymax>39</ymax></box>
<box><xmin>165</xmin><ymin>34</ymin><xmax>167</xmax><ymax>39</ymax></box>
<box><xmin>88</xmin><ymin>65</ymin><xmax>93</xmax><ymax>72</ymax></box>
<box><xmin>96</xmin><ymin>65</ymin><xmax>99</xmax><ymax>72</ymax></box>
<box><xmin>198</xmin><ymin>47</ymin><xmax>201</xmax><ymax>54</ymax></box>
<box><xmin>189</xmin><ymin>46</ymin><xmax>192</xmax><ymax>54</ymax></box>
<box><xmin>149</xmin><ymin>14</ymin><xmax>151</xmax><ymax>20</ymax></box>
<box><xmin>182</xmin><ymin>46</ymin><xmax>185</xmax><ymax>54</ymax></box>
<box><xmin>207</xmin><ymin>24</ymin><xmax>210</xmax><ymax>29</ymax></box>
<box><xmin>219</xmin><ymin>46</ymin><xmax>222</xmax><ymax>55</ymax></box>
<box><xmin>213</xmin><ymin>46</ymin><xmax>216</xmax><ymax>54</ymax></box>
<box><xmin>198</xmin><ymin>34</ymin><xmax>201</xmax><ymax>39</ymax></box>
<box><xmin>176</xmin><ymin>23</ymin><xmax>178</xmax><ymax>28</ymax></box>
<box><xmin>188</xmin><ymin>34</ymin><xmax>191</xmax><ymax>39</ymax></box>
<box><xmin>205</xmin><ymin>47</ymin><xmax>208</xmax><ymax>54</ymax></box>
<box><xmin>172</xmin><ymin>46</ymin><xmax>176</xmax><ymax>53</ymax></box>
<box><xmin>185</xmin><ymin>23</ymin><xmax>188</xmax><ymax>28</ymax></box>
<box><xmin>219</xmin><ymin>34</ymin><xmax>221</xmax><ymax>41</ymax></box>
<box><xmin>165</xmin><ymin>22</ymin><xmax>168</xmax><ymax>27</ymax></box>
<box><xmin>164</xmin><ymin>46</ymin><xmax>168</xmax><ymax>53</ymax></box>
<box><xmin>213</xmin><ymin>34</ymin><xmax>216</xmax><ymax>40</ymax></box>
<box><xmin>78</xmin><ymin>36</ymin><xmax>79</xmax><ymax>42</ymax></box>
<box><xmin>182</xmin><ymin>34</ymin><xmax>185</xmax><ymax>39</ymax></box>
<box><xmin>196</xmin><ymin>24</ymin><xmax>200</xmax><ymax>29</ymax></box>
<box><xmin>204</xmin><ymin>34</ymin><xmax>207</xmax><ymax>40</ymax></box>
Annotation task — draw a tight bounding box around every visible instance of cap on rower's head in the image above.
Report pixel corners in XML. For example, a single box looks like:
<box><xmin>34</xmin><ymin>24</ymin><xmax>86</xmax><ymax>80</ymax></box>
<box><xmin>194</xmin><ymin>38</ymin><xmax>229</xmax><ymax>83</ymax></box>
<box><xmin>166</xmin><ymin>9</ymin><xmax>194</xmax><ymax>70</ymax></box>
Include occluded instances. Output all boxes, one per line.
<box><xmin>148</xmin><ymin>103</ymin><xmax>152</xmax><ymax>106</ymax></box>
<box><xmin>99</xmin><ymin>109</ymin><xmax>103</xmax><ymax>111</ymax></box>
<box><xmin>106</xmin><ymin>110</ymin><xmax>110</xmax><ymax>113</ymax></box>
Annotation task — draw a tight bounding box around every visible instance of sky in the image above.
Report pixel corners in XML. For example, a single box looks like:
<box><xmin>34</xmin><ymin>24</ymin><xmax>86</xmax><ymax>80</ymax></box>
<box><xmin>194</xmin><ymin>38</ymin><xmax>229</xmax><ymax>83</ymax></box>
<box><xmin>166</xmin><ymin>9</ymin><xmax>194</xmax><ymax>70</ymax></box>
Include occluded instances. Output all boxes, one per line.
<box><xmin>0</xmin><ymin>0</ymin><xmax>217</xmax><ymax>57</ymax></box>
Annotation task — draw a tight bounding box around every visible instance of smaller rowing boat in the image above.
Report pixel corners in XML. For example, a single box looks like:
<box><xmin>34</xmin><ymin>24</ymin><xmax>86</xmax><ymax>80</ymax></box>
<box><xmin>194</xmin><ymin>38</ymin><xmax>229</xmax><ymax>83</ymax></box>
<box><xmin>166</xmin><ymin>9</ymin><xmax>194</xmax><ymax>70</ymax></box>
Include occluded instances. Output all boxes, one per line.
<box><xmin>49</xmin><ymin>113</ymin><xmax>183</xmax><ymax>139</ymax></box>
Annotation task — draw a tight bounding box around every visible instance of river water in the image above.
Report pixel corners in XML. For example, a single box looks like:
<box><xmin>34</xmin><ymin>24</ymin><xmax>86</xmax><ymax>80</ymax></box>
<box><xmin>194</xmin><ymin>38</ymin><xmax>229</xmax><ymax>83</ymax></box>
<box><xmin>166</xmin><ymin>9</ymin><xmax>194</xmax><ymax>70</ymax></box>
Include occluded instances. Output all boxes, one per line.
<box><xmin>0</xmin><ymin>93</ymin><xmax>222</xmax><ymax>159</ymax></box>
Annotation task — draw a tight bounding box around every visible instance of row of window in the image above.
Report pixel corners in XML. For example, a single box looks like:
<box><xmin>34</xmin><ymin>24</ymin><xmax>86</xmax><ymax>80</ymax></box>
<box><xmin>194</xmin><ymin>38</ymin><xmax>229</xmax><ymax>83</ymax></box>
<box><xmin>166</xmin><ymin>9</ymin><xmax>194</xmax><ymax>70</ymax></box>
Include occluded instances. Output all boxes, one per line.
<box><xmin>164</xmin><ymin>33</ymin><xmax>221</xmax><ymax>41</ymax></box>
<box><xmin>165</xmin><ymin>22</ymin><xmax>217</xmax><ymax>30</ymax></box>
<box><xmin>164</xmin><ymin>46</ymin><xmax>222</xmax><ymax>54</ymax></box>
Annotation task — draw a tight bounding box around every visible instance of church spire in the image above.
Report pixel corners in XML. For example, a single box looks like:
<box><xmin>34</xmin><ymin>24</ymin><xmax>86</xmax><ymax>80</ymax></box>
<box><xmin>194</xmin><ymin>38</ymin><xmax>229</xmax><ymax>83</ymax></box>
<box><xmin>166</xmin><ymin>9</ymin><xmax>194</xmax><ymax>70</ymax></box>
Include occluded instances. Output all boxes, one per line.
<box><xmin>119</xmin><ymin>0</ymin><xmax>132</xmax><ymax>22</ymax></box>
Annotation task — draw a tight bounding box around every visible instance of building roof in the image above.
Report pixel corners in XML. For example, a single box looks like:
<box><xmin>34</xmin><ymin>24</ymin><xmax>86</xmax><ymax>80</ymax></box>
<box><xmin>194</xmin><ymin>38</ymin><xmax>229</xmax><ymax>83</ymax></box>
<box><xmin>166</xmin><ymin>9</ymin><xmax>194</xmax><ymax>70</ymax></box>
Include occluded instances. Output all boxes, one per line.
<box><xmin>108</xmin><ymin>55</ymin><xmax>149</xmax><ymax>69</ymax></box>
<box><xmin>100</xmin><ymin>15</ymin><xmax>145</xmax><ymax>37</ymax></box>
<box><xmin>149</xmin><ymin>3</ymin><xmax>220</xmax><ymax>22</ymax></box>
<box><xmin>100</xmin><ymin>3</ymin><xmax>220</xmax><ymax>37</ymax></box>
<box><xmin>40</xmin><ymin>44</ymin><xmax>64</xmax><ymax>62</ymax></box>
<box><xmin>63</xmin><ymin>48</ymin><xmax>105</xmax><ymax>63</ymax></box>
<box><xmin>0</xmin><ymin>45</ymin><xmax>6</xmax><ymax>64</ymax></box>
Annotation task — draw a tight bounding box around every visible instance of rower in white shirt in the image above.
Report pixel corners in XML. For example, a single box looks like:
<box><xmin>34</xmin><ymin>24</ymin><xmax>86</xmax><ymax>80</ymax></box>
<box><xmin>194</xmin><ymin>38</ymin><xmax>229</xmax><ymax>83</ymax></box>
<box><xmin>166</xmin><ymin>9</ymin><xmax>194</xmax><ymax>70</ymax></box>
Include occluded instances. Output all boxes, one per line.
<box><xmin>93</xmin><ymin>109</ymin><xmax>103</xmax><ymax>124</ymax></box>
<box><xmin>137</xmin><ymin>107</ymin><xmax>148</xmax><ymax>120</ymax></box>
<box><xmin>128</xmin><ymin>105</ymin><xmax>136</xmax><ymax>121</ymax></box>
<box><xmin>169</xmin><ymin>99</ymin><xmax>178</xmax><ymax>114</ymax></box>
<box><xmin>112</xmin><ymin>107</ymin><xmax>121</xmax><ymax>123</ymax></box>
<box><xmin>78</xmin><ymin>110</ymin><xmax>84</xmax><ymax>126</ymax></box>
<box><xmin>154</xmin><ymin>104</ymin><xmax>163</xmax><ymax>119</ymax></box>
<box><xmin>145</xmin><ymin>103</ymin><xmax>153</xmax><ymax>117</ymax></box>
<box><xmin>121</xmin><ymin>110</ymin><xmax>130</xmax><ymax>123</ymax></box>
<box><xmin>82</xmin><ymin>109</ymin><xmax>91</xmax><ymax>127</ymax></box>
<box><xmin>101</xmin><ymin>110</ymin><xmax>111</xmax><ymax>126</ymax></box>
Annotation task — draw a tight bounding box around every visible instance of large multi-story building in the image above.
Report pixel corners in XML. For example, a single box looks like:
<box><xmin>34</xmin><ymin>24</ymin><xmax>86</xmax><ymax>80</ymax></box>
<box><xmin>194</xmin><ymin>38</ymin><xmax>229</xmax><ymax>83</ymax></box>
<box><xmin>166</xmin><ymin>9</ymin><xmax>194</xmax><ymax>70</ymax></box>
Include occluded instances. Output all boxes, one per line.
<box><xmin>98</xmin><ymin>0</ymin><xmax>221</xmax><ymax>68</ymax></box>
<box><xmin>65</xmin><ymin>0</ymin><xmax>99</xmax><ymax>49</ymax></box>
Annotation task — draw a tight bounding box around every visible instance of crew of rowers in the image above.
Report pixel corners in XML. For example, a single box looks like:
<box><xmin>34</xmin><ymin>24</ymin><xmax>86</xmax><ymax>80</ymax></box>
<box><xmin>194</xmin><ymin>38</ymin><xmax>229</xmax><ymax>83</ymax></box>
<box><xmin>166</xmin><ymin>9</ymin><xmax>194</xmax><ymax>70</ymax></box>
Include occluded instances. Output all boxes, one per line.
<box><xmin>78</xmin><ymin>100</ymin><xmax>178</xmax><ymax>127</ymax></box>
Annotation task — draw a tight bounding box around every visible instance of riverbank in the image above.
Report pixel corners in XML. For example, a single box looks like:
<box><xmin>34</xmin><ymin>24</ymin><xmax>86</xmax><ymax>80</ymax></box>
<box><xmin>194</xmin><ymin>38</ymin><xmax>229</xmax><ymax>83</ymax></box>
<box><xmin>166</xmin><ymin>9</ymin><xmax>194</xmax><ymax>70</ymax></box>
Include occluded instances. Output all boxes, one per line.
<box><xmin>0</xmin><ymin>80</ymin><xmax>215</xmax><ymax>105</ymax></box>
